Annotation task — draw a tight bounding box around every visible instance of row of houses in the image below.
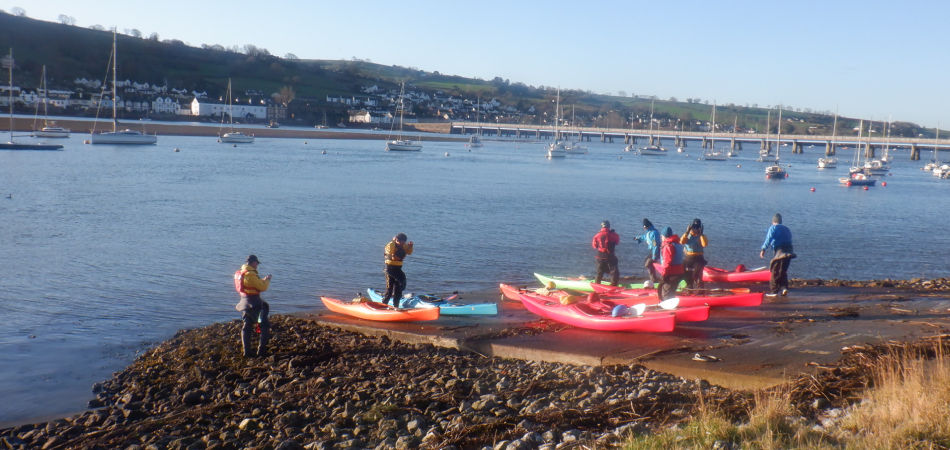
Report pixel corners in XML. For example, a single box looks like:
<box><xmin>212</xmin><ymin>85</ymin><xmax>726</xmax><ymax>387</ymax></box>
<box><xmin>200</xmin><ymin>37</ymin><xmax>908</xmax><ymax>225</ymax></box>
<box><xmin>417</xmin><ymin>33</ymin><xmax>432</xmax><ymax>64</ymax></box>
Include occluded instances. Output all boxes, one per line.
<box><xmin>0</xmin><ymin>83</ymin><xmax>286</xmax><ymax>120</ymax></box>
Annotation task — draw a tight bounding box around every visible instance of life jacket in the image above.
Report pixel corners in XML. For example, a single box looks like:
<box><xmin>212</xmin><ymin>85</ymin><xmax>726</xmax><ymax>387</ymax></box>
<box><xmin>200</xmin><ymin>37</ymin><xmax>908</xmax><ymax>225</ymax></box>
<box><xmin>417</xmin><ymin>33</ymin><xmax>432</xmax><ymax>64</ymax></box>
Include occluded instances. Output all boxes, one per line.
<box><xmin>592</xmin><ymin>228</ymin><xmax>618</xmax><ymax>255</ymax></box>
<box><xmin>385</xmin><ymin>241</ymin><xmax>408</xmax><ymax>265</ymax></box>
<box><xmin>233</xmin><ymin>269</ymin><xmax>248</xmax><ymax>294</ymax></box>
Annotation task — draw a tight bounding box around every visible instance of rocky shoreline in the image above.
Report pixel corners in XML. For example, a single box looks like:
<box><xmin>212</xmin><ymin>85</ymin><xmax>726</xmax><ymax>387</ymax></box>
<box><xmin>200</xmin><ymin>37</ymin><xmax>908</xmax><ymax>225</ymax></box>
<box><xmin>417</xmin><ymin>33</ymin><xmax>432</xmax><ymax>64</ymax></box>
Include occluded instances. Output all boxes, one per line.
<box><xmin>3</xmin><ymin>279</ymin><xmax>949</xmax><ymax>449</ymax></box>
<box><xmin>1</xmin><ymin>315</ymin><xmax>751</xmax><ymax>449</ymax></box>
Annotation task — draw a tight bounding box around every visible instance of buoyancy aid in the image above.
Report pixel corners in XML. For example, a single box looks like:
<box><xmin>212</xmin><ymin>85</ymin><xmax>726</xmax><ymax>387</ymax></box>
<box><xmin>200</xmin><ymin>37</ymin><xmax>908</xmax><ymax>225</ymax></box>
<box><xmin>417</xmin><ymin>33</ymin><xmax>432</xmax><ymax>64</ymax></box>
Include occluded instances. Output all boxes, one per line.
<box><xmin>592</xmin><ymin>228</ymin><xmax>620</xmax><ymax>255</ymax></box>
<box><xmin>385</xmin><ymin>241</ymin><xmax>413</xmax><ymax>266</ymax></box>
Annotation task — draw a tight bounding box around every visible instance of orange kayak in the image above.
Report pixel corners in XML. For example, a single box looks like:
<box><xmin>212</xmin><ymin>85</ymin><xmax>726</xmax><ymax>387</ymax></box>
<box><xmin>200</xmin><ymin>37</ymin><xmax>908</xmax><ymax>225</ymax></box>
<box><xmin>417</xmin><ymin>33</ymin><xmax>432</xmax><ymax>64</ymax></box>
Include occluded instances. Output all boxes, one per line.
<box><xmin>320</xmin><ymin>296</ymin><xmax>439</xmax><ymax>322</ymax></box>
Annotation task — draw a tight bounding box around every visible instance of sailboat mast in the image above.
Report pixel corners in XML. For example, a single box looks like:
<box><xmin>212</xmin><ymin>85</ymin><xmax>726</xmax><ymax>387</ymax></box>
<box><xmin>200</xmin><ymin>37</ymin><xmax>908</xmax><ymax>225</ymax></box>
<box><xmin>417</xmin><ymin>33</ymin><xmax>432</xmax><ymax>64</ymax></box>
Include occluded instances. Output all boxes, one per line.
<box><xmin>112</xmin><ymin>30</ymin><xmax>118</xmax><ymax>133</ymax></box>
<box><xmin>776</xmin><ymin>107</ymin><xmax>782</xmax><ymax>159</ymax></box>
<box><xmin>6</xmin><ymin>48</ymin><xmax>12</xmax><ymax>142</ymax></box>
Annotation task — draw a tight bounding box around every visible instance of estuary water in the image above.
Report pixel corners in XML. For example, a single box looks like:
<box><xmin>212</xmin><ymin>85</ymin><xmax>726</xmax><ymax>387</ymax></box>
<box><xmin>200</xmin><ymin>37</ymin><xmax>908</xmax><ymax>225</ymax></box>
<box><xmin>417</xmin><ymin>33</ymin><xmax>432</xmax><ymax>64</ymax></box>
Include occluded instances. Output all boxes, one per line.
<box><xmin>1</xmin><ymin>135</ymin><xmax>948</xmax><ymax>424</ymax></box>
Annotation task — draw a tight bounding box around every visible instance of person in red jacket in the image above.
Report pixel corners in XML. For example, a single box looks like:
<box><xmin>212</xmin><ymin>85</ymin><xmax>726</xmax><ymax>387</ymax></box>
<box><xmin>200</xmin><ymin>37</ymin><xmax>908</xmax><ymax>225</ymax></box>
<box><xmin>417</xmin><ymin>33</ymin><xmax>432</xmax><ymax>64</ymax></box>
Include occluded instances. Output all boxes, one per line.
<box><xmin>654</xmin><ymin>227</ymin><xmax>686</xmax><ymax>300</ymax></box>
<box><xmin>591</xmin><ymin>220</ymin><xmax>621</xmax><ymax>286</ymax></box>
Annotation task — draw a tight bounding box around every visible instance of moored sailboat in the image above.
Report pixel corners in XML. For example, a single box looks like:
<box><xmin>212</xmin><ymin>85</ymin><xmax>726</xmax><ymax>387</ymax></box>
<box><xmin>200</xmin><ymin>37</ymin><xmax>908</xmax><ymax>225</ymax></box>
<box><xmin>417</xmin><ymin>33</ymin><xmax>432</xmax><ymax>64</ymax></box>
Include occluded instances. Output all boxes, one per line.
<box><xmin>386</xmin><ymin>82</ymin><xmax>421</xmax><ymax>152</ymax></box>
<box><xmin>32</xmin><ymin>65</ymin><xmax>70</xmax><ymax>138</ymax></box>
<box><xmin>0</xmin><ymin>49</ymin><xmax>63</xmax><ymax>151</ymax></box>
<box><xmin>90</xmin><ymin>31</ymin><xmax>157</xmax><ymax>145</ymax></box>
<box><xmin>218</xmin><ymin>78</ymin><xmax>254</xmax><ymax>144</ymax></box>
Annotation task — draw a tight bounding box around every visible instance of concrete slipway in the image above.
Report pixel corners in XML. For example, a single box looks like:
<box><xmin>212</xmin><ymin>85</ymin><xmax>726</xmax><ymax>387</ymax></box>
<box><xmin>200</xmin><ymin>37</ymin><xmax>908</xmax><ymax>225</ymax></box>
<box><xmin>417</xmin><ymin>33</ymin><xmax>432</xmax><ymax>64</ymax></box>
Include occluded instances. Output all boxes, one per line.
<box><xmin>297</xmin><ymin>286</ymin><xmax>950</xmax><ymax>390</ymax></box>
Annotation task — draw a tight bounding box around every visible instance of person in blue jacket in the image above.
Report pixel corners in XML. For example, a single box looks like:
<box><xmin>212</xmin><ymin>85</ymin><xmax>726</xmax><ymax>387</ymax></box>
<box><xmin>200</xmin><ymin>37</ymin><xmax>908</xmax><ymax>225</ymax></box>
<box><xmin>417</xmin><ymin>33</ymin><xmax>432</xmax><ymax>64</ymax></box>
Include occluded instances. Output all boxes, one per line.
<box><xmin>635</xmin><ymin>218</ymin><xmax>661</xmax><ymax>287</ymax></box>
<box><xmin>760</xmin><ymin>213</ymin><xmax>796</xmax><ymax>296</ymax></box>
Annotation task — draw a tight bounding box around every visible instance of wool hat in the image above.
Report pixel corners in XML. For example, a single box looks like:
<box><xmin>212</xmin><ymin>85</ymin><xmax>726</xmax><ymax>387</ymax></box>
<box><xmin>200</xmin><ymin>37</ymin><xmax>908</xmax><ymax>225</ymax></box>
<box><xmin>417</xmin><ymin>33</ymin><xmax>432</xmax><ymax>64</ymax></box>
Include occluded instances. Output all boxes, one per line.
<box><xmin>394</xmin><ymin>233</ymin><xmax>408</xmax><ymax>242</ymax></box>
<box><xmin>642</xmin><ymin>218</ymin><xmax>653</xmax><ymax>228</ymax></box>
<box><xmin>246</xmin><ymin>254</ymin><xmax>260</xmax><ymax>264</ymax></box>
<box><xmin>662</xmin><ymin>227</ymin><xmax>673</xmax><ymax>237</ymax></box>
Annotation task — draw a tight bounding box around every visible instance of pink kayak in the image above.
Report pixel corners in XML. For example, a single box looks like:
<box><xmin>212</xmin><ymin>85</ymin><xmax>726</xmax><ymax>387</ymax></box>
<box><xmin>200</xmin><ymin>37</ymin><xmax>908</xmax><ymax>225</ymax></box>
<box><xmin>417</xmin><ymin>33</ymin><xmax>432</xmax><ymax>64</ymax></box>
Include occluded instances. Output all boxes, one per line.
<box><xmin>702</xmin><ymin>265</ymin><xmax>770</xmax><ymax>283</ymax></box>
<box><xmin>517</xmin><ymin>291</ymin><xmax>676</xmax><ymax>332</ymax></box>
<box><xmin>587</xmin><ymin>289</ymin><xmax>763</xmax><ymax>308</ymax></box>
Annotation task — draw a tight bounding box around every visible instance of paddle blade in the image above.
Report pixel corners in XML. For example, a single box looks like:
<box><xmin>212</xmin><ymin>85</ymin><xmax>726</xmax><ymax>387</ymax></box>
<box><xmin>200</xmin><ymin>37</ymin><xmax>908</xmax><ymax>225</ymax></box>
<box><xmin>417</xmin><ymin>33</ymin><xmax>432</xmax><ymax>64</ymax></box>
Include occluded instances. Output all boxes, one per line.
<box><xmin>658</xmin><ymin>298</ymin><xmax>680</xmax><ymax>310</ymax></box>
<box><xmin>631</xmin><ymin>303</ymin><xmax>647</xmax><ymax>316</ymax></box>
<box><xmin>445</xmin><ymin>294</ymin><xmax>459</xmax><ymax>301</ymax></box>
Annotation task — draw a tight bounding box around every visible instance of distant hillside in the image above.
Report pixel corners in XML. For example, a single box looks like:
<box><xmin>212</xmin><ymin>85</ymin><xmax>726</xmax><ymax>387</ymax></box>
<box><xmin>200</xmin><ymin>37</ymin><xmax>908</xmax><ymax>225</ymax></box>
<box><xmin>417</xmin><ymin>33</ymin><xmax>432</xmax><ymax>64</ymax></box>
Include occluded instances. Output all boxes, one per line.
<box><xmin>0</xmin><ymin>12</ymin><xmax>935</xmax><ymax>136</ymax></box>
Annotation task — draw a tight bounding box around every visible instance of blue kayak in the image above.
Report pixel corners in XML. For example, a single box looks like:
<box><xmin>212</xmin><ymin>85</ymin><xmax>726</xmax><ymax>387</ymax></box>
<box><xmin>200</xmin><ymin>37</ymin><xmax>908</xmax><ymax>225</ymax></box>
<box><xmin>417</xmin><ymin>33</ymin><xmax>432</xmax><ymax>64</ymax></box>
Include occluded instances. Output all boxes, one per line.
<box><xmin>366</xmin><ymin>288</ymin><xmax>498</xmax><ymax>315</ymax></box>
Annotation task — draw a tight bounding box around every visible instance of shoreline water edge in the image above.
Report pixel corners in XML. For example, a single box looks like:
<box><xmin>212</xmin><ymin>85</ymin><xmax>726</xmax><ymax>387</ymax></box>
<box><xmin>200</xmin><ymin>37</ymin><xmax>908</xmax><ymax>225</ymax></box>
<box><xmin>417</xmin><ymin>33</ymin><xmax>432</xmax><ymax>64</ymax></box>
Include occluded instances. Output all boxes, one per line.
<box><xmin>2</xmin><ymin>277</ymin><xmax>949</xmax><ymax>448</ymax></box>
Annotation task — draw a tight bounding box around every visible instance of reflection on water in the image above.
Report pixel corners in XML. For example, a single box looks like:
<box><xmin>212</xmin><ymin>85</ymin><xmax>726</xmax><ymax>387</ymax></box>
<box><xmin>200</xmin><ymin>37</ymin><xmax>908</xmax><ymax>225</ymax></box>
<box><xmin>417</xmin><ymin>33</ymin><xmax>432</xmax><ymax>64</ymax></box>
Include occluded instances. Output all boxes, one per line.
<box><xmin>1</xmin><ymin>135</ymin><xmax>949</xmax><ymax>424</ymax></box>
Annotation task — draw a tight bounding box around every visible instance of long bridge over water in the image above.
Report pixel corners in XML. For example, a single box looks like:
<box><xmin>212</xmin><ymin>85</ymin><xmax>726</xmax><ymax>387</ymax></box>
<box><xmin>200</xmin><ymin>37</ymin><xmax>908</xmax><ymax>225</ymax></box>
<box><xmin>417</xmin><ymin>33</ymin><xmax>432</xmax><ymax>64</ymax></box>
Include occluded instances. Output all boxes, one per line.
<box><xmin>451</xmin><ymin>122</ymin><xmax>950</xmax><ymax>160</ymax></box>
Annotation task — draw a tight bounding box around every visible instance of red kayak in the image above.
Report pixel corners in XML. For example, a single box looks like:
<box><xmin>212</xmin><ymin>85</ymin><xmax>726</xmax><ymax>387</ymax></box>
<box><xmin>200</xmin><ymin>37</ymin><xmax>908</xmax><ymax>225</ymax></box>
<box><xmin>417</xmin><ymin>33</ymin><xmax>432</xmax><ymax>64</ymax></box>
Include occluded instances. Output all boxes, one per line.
<box><xmin>517</xmin><ymin>291</ymin><xmax>676</xmax><ymax>332</ymax></box>
<box><xmin>702</xmin><ymin>265</ymin><xmax>770</xmax><ymax>283</ymax></box>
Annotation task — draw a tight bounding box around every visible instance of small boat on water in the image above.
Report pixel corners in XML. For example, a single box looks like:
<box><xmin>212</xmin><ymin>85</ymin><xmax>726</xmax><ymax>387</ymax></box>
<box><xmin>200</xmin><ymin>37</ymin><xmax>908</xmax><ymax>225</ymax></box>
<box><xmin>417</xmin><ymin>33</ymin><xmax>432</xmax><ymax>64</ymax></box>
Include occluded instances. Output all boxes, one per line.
<box><xmin>90</xmin><ymin>32</ymin><xmax>156</xmax><ymax>145</ymax></box>
<box><xmin>34</xmin><ymin>125</ymin><xmax>70</xmax><ymax>138</ymax></box>
<box><xmin>639</xmin><ymin>145</ymin><xmax>668</xmax><ymax>156</ymax></box>
<box><xmin>32</xmin><ymin>66</ymin><xmax>70</xmax><ymax>138</ymax></box>
<box><xmin>817</xmin><ymin>157</ymin><xmax>837</xmax><ymax>169</ymax></box>
<box><xmin>218</xmin><ymin>78</ymin><xmax>254</xmax><ymax>144</ymax></box>
<box><xmin>385</xmin><ymin>82</ymin><xmax>421</xmax><ymax>152</ymax></box>
<box><xmin>765</xmin><ymin>164</ymin><xmax>786</xmax><ymax>179</ymax></box>
<box><xmin>840</xmin><ymin>171</ymin><xmax>875</xmax><ymax>186</ymax></box>
<box><xmin>702</xmin><ymin>149</ymin><xmax>728</xmax><ymax>161</ymax></box>
<box><xmin>0</xmin><ymin>49</ymin><xmax>64</xmax><ymax>150</ymax></box>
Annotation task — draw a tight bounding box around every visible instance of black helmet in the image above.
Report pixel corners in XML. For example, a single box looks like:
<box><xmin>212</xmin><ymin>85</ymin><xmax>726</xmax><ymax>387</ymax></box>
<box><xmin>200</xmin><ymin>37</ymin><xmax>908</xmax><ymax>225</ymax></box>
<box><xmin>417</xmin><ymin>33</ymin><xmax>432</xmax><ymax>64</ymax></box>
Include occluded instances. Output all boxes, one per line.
<box><xmin>601</xmin><ymin>220</ymin><xmax>610</xmax><ymax>229</ymax></box>
<box><xmin>394</xmin><ymin>233</ymin><xmax>408</xmax><ymax>242</ymax></box>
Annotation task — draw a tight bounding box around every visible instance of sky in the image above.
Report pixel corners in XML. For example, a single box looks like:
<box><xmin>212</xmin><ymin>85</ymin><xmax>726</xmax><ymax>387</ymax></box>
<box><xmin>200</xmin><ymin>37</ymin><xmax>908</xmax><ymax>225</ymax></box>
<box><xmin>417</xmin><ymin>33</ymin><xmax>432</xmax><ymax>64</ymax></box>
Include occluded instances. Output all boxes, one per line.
<box><xmin>2</xmin><ymin>0</ymin><xmax>948</xmax><ymax>126</ymax></box>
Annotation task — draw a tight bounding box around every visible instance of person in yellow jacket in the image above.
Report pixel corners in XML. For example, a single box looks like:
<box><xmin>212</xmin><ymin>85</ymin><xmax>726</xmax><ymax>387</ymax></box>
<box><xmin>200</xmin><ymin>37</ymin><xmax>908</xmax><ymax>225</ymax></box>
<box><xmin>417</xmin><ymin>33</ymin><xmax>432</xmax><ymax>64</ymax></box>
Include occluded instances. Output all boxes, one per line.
<box><xmin>679</xmin><ymin>219</ymin><xmax>708</xmax><ymax>289</ymax></box>
<box><xmin>382</xmin><ymin>233</ymin><xmax>413</xmax><ymax>308</ymax></box>
<box><xmin>234</xmin><ymin>254</ymin><xmax>272</xmax><ymax>357</ymax></box>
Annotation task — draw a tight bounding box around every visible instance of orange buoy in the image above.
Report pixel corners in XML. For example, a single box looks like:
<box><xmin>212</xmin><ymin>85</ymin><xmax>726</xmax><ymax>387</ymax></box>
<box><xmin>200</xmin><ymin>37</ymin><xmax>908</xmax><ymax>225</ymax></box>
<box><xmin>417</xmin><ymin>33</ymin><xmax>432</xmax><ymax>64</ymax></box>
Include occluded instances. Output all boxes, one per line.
<box><xmin>846</xmin><ymin>181</ymin><xmax>852</xmax><ymax>187</ymax></box>
<box><xmin>881</xmin><ymin>181</ymin><xmax>887</xmax><ymax>186</ymax></box>
<box><xmin>863</xmin><ymin>186</ymin><xmax>869</xmax><ymax>190</ymax></box>
<box><xmin>810</xmin><ymin>187</ymin><xmax>816</xmax><ymax>192</ymax></box>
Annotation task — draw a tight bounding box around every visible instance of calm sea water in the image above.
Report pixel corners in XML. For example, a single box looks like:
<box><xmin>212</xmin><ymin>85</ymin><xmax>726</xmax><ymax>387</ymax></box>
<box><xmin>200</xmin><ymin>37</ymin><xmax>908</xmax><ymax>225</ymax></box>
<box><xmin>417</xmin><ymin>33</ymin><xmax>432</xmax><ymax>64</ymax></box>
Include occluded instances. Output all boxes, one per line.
<box><xmin>1</xmin><ymin>135</ymin><xmax>948</xmax><ymax>424</ymax></box>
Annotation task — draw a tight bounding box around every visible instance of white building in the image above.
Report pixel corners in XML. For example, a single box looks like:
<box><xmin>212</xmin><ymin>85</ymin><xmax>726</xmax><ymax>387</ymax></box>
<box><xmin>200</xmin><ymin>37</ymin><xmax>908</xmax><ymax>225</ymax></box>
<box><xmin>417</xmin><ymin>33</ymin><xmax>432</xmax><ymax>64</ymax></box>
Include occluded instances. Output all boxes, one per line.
<box><xmin>190</xmin><ymin>98</ymin><xmax>266</xmax><ymax>119</ymax></box>
<box><xmin>151</xmin><ymin>96</ymin><xmax>178</xmax><ymax>114</ymax></box>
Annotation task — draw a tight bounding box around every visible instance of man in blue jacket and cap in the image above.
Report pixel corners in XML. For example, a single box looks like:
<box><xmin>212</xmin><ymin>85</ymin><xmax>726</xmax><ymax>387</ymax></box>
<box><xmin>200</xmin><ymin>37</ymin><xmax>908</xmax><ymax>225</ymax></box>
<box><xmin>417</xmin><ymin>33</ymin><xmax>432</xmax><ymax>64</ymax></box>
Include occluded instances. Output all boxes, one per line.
<box><xmin>760</xmin><ymin>213</ymin><xmax>795</xmax><ymax>297</ymax></box>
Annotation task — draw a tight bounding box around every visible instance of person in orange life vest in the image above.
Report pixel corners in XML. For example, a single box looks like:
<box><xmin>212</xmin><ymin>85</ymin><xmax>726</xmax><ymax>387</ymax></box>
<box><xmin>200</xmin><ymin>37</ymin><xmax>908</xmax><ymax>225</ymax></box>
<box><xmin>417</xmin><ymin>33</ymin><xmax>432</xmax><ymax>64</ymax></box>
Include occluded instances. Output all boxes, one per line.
<box><xmin>382</xmin><ymin>233</ymin><xmax>413</xmax><ymax>308</ymax></box>
<box><xmin>591</xmin><ymin>220</ymin><xmax>621</xmax><ymax>286</ymax></box>
<box><xmin>679</xmin><ymin>218</ymin><xmax>708</xmax><ymax>289</ymax></box>
<box><xmin>234</xmin><ymin>254</ymin><xmax>271</xmax><ymax>357</ymax></box>
<box><xmin>654</xmin><ymin>227</ymin><xmax>686</xmax><ymax>300</ymax></box>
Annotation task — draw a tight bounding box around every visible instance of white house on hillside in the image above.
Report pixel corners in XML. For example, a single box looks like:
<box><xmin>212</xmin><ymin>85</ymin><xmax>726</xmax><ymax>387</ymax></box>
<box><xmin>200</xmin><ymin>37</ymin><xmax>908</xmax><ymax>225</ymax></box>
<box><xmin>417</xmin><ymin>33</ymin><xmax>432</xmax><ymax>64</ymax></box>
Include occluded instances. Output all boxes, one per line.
<box><xmin>190</xmin><ymin>98</ymin><xmax>266</xmax><ymax>119</ymax></box>
<box><xmin>152</xmin><ymin>97</ymin><xmax>179</xmax><ymax>114</ymax></box>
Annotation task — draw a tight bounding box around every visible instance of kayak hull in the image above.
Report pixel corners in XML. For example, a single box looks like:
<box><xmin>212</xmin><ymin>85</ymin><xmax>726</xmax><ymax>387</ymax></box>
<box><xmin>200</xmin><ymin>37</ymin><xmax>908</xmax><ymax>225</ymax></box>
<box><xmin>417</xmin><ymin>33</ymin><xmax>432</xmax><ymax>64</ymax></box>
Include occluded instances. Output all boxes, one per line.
<box><xmin>518</xmin><ymin>291</ymin><xmax>675</xmax><ymax>332</ymax></box>
<box><xmin>702</xmin><ymin>266</ymin><xmax>771</xmax><ymax>283</ymax></box>
<box><xmin>321</xmin><ymin>296</ymin><xmax>439</xmax><ymax>321</ymax></box>
<box><xmin>535</xmin><ymin>272</ymin><xmax>682</xmax><ymax>292</ymax></box>
<box><xmin>366</xmin><ymin>288</ymin><xmax>497</xmax><ymax>315</ymax></box>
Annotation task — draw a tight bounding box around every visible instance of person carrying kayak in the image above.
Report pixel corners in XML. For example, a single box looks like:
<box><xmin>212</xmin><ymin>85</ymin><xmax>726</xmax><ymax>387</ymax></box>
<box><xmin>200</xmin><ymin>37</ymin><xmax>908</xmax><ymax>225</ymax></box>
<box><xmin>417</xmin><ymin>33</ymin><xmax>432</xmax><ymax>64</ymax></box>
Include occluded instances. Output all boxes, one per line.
<box><xmin>679</xmin><ymin>218</ymin><xmax>708</xmax><ymax>289</ymax></box>
<box><xmin>655</xmin><ymin>227</ymin><xmax>686</xmax><ymax>300</ymax></box>
<box><xmin>382</xmin><ymin>233</ymin><xmax>414</xmax><ymax>308</ymax></box>
<box><xmin>234</xmin><ymin>254</ymin><xmax>271</xmax><ymax>358</ymax></box>
<box><xmin>591</xmin><ymin>220</ymin><xmax>621</xmax><ymax>286</ymax></box>
<box><xmin>760</xmin><ymin>213</ymin><xmax>795</xmax><ymax>297</ymax></box>
<box><xmin>634</xmin><ymin>218</ymin><xmax>661</xmax><ymax>288</ymax></box>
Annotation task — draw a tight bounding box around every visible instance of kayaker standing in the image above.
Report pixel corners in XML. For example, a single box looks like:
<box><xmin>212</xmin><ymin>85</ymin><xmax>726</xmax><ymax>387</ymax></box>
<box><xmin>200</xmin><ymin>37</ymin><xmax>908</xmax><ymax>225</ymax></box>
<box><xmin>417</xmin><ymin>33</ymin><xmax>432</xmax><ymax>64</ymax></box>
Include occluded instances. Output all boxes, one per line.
<box><xmin>382</xmin><ymin>233</ymin><xmax>414</xmax><ymax>308</ymax></box>
<box><xmin>592</xmin><ymin>220</ymin><xmax>621</xmax><ymax>286</ymax></box>
<box><xmin>655</xmin><ymin>227</ymin><xmax>686</xmax><ymax>300</ymax></box>
<box><xmin>634</xmin><ymin>218</ymin><xmax>661</xmax><ymax>288</ymax></box>
<box><xmin>759</xmin><ymin>213</ymin><xmax>795</xmax><ymax>297</ymax></box>
<box><xmin>234</xmin><ymin>254</ymin><xmax>271</xmax><ymax>358</ymax></box>
<box><xmin>679</xmin><ymin>218</ymin><xmax>708</xmax><ymax>289</ymax></box>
